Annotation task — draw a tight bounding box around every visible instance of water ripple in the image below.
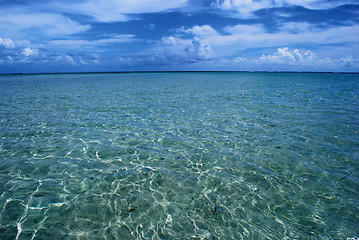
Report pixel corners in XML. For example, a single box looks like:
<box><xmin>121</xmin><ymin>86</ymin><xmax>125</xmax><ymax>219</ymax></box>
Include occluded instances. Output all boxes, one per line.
<box><xmin>0</xmin><ymin>72</ymin><xmax>358</xmax><ymax>239</ymax></box>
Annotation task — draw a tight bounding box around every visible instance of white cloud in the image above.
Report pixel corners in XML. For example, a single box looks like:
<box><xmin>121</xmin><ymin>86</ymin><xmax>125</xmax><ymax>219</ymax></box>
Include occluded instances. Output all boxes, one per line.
<box><xmin>234</xmin><ymin>56</ymin><xmax>248</xmax><ymax>63</ymax></box>
<box><xmin>0</xmin><ymin>37</ymin><xmax>15</xmax><ymax>48</ymax></box>
<box><xmin>282</xmin><ymin>0</ymin><xmax>357</xmax><ymax>9</ymax></box>
<box><xmin>143</xmin><ymin>23</ymin><xmax>156</xmax><ymax>30</ymax></box>
<box><xmin>225</xmin><ymin>47</ymin><xmax>359</xmax><ymax>71</ymax></box>
<box><xmin>161</xmin><ymin>36</ymin><xmax>215</xmax><ymax>62</ymax></box>
<box><xmin>183</xmin><ymin>25</ymin><xmax>219</xmax><ymax>38</ymax></box>
<box><xmin>259</xmin><ymin>47</ymin><xmax>314</xmax><ymax>64</ymax></box>
<box><xmin>57</xmin><ymin>0</ymin><xmax>188</xmax><ymax>22</ymax></box>
<box><xmin>0</xmin><ymin>11</ymin><xmax>90</xmax><ymax>39</ymax></box>
<box><xmin>278</xmin><ymin>22</ymin><xmax>315</xmax><ymax>34</ymax></box>
<box><xmin>40</xmin><ymin>54</ymin><xmax>101</xmax><ymax>66</ymax></box>
<box><xmin>336</xmin><ymin>55</ymin><xmax>359</xmax><ymax>68</ymax></box>
<box><xmin>161</xmin><ymin>36</ymin><xmax>191</xmax><ymax>54</ymax></box>
<box><xmin>115</xmin><ymin>36</ymin><xmax>215</xmax><ymax>67</ymax></box>
<box><xmin>162</xmin><ymin>36</ymin><xmax>183</xmax><ymax>46</ymax></box>
<box><xmin>212</xmin><ymin>0</ymin><xmax>358</xmax><ymax>17</ymax></box>
<box><xmin>179</xmin><ymin>23</ymin><xmax>359</xmax><ymax>59</ymax></box>
<box><xmin>0</xmin><ymin>0</ymin><xmax>188</xmax><ymax>42</ymax></box>
<box><xmin>0</xmin><ymin>37</ymin><xmax>38</xmax><ymax>63</ymax></box>
<box><xmin>185</xmin><ymin>37</ymin><xmax>215</xmax><ymax>60</ymax></box>
<box><xmin>22</xmin><ymin>47</ymin><xmax>38</xmax><ymax>57</ymax></box>
<box><xmin>212</xmin><ymin>0</ymin><xmax>273</xmax><ymax>18</ymax></box>
<box><xmin>63</xmin><ymin>55</ymin><xmax>75</xmax><ymax>65</ymax></box>
<box><xmin>224</xmin><ymin>24</ymin><xmax>266</xmax><ymax>34</ymax></box>
<box><xmin>0</xmin><ymin>36</ymin><xmax>103</xmax><ymax>66</ymax></box>
<box><xmin>49</xmin><ymin>35</ymin><xmax>136</xmax><ymax>48</ymax></box>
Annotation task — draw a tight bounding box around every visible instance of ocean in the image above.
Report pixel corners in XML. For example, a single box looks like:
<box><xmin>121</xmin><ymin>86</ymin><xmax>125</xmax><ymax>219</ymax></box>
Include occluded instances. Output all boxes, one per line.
<box><xmin>0</xmin><ymin>72</ymin><xmax>358</xmax><ymax>239</ymax></box>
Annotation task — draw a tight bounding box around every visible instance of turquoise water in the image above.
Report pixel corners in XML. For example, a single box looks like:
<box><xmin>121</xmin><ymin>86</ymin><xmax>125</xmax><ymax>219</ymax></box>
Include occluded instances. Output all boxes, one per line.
<box><xmin>0</xmin><ymin>72</ymin><xmax>358</xmax><ymax>239</ymax></box>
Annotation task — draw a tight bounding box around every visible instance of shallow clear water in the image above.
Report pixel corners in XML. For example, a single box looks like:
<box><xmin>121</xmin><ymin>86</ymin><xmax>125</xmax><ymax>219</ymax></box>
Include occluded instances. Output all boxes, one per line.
<box><xmin>0</xmin><ymin>72</ymin><xmax>358</xmax><ymax>239</ymax></box>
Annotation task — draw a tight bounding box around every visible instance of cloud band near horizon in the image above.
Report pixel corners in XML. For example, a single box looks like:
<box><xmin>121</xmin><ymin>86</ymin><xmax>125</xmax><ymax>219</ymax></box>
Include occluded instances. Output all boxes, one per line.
<box><xmin>0</xmin><ymin>0</ymin><xmax>358</xmax><ymax>73</ymax></box>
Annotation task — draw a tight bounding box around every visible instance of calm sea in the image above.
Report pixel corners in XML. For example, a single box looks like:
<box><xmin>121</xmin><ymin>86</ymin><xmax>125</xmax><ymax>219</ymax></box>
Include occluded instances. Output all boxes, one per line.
<box><xmin>0</xmin><ymin>72</ymin><xmax>358</xmax><ymax>239</ymax></box>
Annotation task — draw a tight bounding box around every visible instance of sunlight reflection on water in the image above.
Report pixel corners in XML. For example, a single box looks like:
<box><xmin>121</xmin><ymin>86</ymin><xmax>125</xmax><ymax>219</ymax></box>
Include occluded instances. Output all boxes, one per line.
<box><xmin>0</xmin><ymin>72</ymin><xmax>358</xmax><ymax>239</ymax></box>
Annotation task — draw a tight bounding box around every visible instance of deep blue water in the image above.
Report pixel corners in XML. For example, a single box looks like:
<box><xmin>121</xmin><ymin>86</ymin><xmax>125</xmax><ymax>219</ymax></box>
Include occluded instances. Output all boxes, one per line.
<box><xmin>0</xmin><ymin>72</ymin><xmax>358</xmax><ymax>239</ymax></box>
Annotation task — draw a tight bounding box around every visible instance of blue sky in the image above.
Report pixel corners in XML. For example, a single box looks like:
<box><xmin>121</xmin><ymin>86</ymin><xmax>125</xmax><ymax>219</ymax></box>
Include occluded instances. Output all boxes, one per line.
<box><xmin>0</xmin><ymin>0</ymin><xmax>358</xmax><ymax>73</ymax></box>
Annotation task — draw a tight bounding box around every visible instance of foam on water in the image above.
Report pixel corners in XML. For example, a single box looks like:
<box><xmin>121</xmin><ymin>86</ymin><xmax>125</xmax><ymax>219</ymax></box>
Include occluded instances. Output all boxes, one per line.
<box><xmin>0</xmin><ymin>72</ymin><xmax>358</xmax><ymax>239</ymax></box>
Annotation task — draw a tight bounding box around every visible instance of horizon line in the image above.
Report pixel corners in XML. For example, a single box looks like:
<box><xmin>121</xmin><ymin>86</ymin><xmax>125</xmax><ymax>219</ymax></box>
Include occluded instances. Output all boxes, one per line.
<box><xmin>1</xmin><ymin>70</ymin><xmax>359</xmax><ymax>76</ymax></box>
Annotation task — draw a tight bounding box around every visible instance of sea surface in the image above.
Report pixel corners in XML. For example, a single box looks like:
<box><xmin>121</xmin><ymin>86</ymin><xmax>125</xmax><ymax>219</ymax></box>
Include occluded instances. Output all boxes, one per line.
<box><xmin>0</xmin><ymin>72</ymin><xmax>358</xmax><ymax>240</ymax></box>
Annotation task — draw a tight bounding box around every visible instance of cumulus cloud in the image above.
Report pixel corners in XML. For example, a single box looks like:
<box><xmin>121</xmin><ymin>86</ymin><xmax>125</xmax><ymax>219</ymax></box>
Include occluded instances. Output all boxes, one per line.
<box><xmin>47</xmin><ymin>54</ymin><xmax>101</xmax><ymax>65</ymax></box>
<box><xmin>178</xmin><ymin>23</ymin><xmax>359</xmax><ymax>60</ymax></box>
<box><xmin>0</xmin><ymin>37</ymin><xmax>38</xmax><ymax>63</ymax></box>
<box><xmin>0</xmin><ymin>37</ymin><xmax>15</xmax><ymax>48</ymax></box>
<box><xmin>336</xmin><ymin>56</ymin><xmax>359</xmax><ymax>68</ymax></box>
<box><xmin>22</xmin><ymin>47</ymin><xmax>38</xmax><ymax>57</ymax></box>
<box><xmin>162</xmin><ymin>36</ymin><xmax>215</xmax><ymax>62</ymax></box>
<box><xmin>0</xmin><ymin>36</ymin><xmax>103</xmax><ymax>67</ymax></box>
<box><xmin>185</xmin><ymin>37</ymin><xmax>215</xmax><ymax>61</ymax></box>
<box><xmin>116</xmin><ymin>36</ymin><xmax>215</xmax><ymax>67</ymax></box>
<box><xmin>1</xmin><ymin>0</ymin><xmax>357</xmax><ymax>73</ymax></box>
<box><xmin>226</xmin><ymin>47</ymin><xmax>359</xmax><ymax>71</ymax></box>
<box><xmin>0</xmin><ymin>34</ymin><xmax>214</xmax><ymax>69</ymax></box>
<box><xmin>162</xmin><ymin>36</ymin><xmax>183</xmax><ymax>46</ymax></box>
<box><xmin>259</xmin><ymin>47</ymin><xmax>314</xmax><ymax>64</ymax></box>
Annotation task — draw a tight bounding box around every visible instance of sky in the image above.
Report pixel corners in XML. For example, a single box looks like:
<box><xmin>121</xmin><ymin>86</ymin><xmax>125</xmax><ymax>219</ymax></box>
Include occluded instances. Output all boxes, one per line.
<box><xmin>0</xmin><ymin>0</ymin><xmax>358</xmax><ymax>73</ymax></box>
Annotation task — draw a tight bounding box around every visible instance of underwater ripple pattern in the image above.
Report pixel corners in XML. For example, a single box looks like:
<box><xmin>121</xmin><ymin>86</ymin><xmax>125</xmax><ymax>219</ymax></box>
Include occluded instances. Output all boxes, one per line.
<box><xmin>0</xmin><ymin>72</ymin><xmax>358</xmax><ymax>239</ymax></box>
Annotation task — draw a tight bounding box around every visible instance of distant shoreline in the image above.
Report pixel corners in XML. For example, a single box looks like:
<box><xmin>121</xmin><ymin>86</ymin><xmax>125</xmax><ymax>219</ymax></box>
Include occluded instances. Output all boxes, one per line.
<box><xmin>1</xmin><ymin>70</ymin><xmax>359</xmax><ymax>76</ymax></box>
